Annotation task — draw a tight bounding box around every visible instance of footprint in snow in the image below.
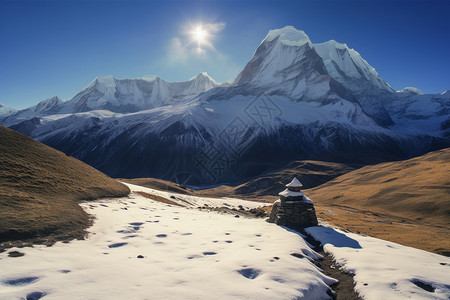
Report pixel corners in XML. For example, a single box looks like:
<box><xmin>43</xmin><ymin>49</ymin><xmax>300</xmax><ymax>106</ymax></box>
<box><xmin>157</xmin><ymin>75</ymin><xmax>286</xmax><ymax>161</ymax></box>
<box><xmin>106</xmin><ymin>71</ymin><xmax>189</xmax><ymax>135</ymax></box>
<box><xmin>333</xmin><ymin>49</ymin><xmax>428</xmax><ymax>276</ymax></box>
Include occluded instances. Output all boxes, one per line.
<box><xmin>100</xmin><ymin>204</ymin><xmax>108</xmax><ymax>207</ymax></box>
<box><xmin>203</xmin><ymin>252</ymin><xmax>217</xmax><ymax>256</ymax></box>
<box><xmin>108</xmin><ymin>242</ymin><xmax>128</xmax><ymax>248</ymax></box>
<box><xmin>58</xmin><ymin>270</ymin><xmax>71</xmax><ymax>274</ymax></box>
<box><xmin>187</xmin><ymin>255</ymin><xmax>202</xmax><ymax>259</ymax></box>
<box><xmin>225</xmin><ymin>241</ymin><xmax>233</xmax><ymax>243</ymax></box>
<box><xmin>117</xmin><ymin>230</ymin><xmax>134</xmax><ymax>234</ymax></box>
<box><xmin>237</xmin><ymin>268</ymin><xmax>261</xmax><ymax>279</ymax></box>
<box><xmin>182</xmin><ymin>233</ymin><xmax>192</xmax><ymax>236</ymax></box>
<box><xmin>129</xmin><ymin>222</ymin><xmax>144</xmax><ymax>226</ymax></box>
<box><xmin>122</xmin><ymin>235</ymin><xmax>138</xmax><ymax>239</ymax></box>
<box><xmin>156</xmin><ymin>234</ymin><xmax>167</xmax><ymax>238</ymax></box>
<box><xmin>291</xmin><ymin>253</ymin><xmax>304</xmax><ymax>259</ymax></box>
<box><xmin>26</xmin><ymin>291</ymin><xmax>47</xmax><ymax>300</ymax></box>
<box><xmin>3</xmin><ymin>276</ymin><xmax>40</xmax><ymax>286</ymax></box>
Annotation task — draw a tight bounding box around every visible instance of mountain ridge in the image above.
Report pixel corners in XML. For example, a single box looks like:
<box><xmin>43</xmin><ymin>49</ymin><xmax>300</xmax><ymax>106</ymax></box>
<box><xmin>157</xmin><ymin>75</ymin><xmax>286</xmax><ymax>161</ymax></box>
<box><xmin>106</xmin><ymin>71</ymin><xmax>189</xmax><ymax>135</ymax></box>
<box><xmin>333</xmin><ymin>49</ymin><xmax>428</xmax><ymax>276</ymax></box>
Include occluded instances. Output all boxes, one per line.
<box><xmin>1</xmin><ymin>26</ymin><xmax>448</xmax><ymax>184</ymax></box>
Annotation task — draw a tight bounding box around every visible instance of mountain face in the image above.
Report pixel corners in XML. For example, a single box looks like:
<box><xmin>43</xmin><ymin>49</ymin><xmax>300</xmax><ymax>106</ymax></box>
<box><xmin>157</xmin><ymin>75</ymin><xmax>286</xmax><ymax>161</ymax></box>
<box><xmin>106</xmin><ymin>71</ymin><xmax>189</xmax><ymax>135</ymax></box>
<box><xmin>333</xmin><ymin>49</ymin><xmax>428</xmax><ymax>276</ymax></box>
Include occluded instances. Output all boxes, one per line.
<box><xmin>62</xmin><ymin>72</ymin><xmax>220</xmax><ymax>113</ymax></box>
<box><xmin>2</xmin><ymin>26</ymin><xmax>449</xmax><ymax>185</ymax></box>
<box><xmin>0</xmin><ymin>102</ymin><xmax>17</xmax><ymax>117</ymax></box>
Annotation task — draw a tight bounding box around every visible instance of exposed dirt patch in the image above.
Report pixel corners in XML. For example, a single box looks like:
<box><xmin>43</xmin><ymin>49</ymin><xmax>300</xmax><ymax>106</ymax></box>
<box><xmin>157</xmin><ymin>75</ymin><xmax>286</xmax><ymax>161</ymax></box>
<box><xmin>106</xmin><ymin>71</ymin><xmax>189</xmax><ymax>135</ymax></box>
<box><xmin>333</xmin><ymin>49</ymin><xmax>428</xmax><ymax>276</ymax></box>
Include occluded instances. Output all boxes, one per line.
<box><xmin>298</xmin><ymin>229</ymin><xmax>361</xmax><ymax>300</ymax></box>
<box><xmin>135</xmin><ymin>191</ymin><xmax>185</xmax><ymax>207</ymax></box>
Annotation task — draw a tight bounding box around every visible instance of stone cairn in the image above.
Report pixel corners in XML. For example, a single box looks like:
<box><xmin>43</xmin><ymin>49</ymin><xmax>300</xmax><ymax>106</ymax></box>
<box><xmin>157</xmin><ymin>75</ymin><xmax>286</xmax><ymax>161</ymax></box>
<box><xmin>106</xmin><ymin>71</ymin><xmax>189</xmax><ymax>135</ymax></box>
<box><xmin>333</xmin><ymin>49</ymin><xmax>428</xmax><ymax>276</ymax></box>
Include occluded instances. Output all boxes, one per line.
<box><xmin>268</xmin><ymin>177</ymin><xmax>318</xmax><ymax>230</ymax></box>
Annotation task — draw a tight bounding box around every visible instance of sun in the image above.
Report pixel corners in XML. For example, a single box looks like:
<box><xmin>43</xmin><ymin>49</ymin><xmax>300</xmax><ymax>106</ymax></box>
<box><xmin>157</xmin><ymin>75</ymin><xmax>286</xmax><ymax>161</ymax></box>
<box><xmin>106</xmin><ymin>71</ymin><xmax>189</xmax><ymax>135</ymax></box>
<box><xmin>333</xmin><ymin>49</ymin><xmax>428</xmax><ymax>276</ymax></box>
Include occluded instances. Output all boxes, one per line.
<box><xmin>191</xmin><ymin>25</ymin><xmax>208</xmax><ymax>45</ymax></box>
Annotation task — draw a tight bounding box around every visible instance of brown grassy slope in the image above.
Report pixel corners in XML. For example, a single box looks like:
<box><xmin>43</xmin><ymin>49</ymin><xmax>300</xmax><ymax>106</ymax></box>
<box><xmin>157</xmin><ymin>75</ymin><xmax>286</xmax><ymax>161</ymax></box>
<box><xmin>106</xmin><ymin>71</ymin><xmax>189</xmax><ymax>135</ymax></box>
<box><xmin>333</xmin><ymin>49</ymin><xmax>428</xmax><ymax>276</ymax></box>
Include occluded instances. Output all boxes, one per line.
<box><xmin>123</xmin><ymin>160</ymin><xmax>355</xmax><ymax>203</ymax></box>
<box><xmin>0</xmin><ymin>126</ymin><xmax>130</xmax><ymax>245</ymax></box>
<box><xmin>203</xmin><ymin>160</ymin><xmax>356</xmax><ymax>201</ymax></box>
<box><xmin>305</xmin><ymin>147</ymin><xmax>450</xmax><ymax>255</ymax></box>
<box><xmin>124</xmin><ymin>178</ymin><xmax>192</xmax><ymax>195</ymax></box>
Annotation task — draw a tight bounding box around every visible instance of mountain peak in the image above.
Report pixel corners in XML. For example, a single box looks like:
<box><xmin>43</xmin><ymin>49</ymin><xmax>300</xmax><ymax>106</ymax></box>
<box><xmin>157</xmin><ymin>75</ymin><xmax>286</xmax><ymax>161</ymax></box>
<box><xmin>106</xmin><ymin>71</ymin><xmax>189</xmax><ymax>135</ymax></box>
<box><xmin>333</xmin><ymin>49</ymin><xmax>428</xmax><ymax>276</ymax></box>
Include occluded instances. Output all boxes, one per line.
<box><xmin>398</xmin><ymin>87</ymin><xmax>424</xmax><ymax>95</ymax></box>
<box><xmin>94</xmin><ymin>75</ymin><xmax>116</xmax><ymax>86</ymax></box>
<box><xmin>264</xmin><ymin>26</ymin><xmax>311</xmax><ymax>47</ymax></box>
<box><xmin>189</xmin><ymin>72</ymin><xmax>220</xmax><ymax>86</ymax></box>
<box><xmin>319</xmin><ymin>39</ymin><xmax>349</xmax><ymax>50</ymax></box>
<box><xmin>32</xmin><ymin>96</ymin><xmax>63</xmax><ymax>112</ymax></box>
<box><xmin>190</xmin><ymin>72</ymin><xmax>214</xmax><ymax>80</ymax></box>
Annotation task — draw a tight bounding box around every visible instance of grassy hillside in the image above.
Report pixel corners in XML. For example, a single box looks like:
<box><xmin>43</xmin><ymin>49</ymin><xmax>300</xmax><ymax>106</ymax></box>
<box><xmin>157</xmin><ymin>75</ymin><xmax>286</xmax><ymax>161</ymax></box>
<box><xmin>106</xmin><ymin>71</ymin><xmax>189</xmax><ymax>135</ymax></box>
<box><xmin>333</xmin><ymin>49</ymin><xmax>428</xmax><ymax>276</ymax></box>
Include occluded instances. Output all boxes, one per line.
<box><xmin>306</xmin><ymin>148</ymin><xmax>450</xmax><ymax>255</ymax></box>
<box><xmin>199</xmin><ymin>160</ymin><xmax>357</xmax><ymax>201</ymax></box>
<box><xmin>0</xmin><ymin>126</ymin><xmax>130</xmax><ymax>246</ymax></box>
<box><xmin>123</xmin><ymin>160</ymin><xmax>357</xmax><ymax>202</ymax></box>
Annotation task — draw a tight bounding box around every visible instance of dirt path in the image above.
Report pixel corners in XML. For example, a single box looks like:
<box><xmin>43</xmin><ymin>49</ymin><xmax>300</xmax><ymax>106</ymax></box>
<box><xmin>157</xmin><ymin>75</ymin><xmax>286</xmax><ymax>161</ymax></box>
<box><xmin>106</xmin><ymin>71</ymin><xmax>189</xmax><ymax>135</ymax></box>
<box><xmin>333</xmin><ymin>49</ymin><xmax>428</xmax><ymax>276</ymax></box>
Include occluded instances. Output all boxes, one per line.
<box><xmin>299</xmin><ymin>228</ymin><xmax>362</xmax><ymax>300</ymax></box>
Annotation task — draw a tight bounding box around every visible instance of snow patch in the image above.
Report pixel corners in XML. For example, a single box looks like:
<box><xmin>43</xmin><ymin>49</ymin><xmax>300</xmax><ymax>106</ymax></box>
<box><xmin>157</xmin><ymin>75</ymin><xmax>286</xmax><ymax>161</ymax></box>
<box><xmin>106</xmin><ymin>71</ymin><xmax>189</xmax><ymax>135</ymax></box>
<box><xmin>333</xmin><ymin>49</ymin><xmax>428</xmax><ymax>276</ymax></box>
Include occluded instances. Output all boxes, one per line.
<box><xmin>306</xmin><ymin>226</ymin><xmax>450</xmax><ymax>299</ymax></box>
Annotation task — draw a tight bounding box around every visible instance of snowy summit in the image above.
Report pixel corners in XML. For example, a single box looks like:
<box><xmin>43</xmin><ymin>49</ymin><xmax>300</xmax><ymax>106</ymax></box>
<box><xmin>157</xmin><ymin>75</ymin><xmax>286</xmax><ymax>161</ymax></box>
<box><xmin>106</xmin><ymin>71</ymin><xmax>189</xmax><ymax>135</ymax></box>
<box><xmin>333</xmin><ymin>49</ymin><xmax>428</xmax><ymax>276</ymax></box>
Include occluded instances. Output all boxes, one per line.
<box><xmin>265</xmin><ymin>26</ymin><xmax>312</xmax><ymax>47</ymax></box>
<box><xmin>398</xmin><ymin>87</ymin><xmax>424</xmax><ymax>95</ymax></box>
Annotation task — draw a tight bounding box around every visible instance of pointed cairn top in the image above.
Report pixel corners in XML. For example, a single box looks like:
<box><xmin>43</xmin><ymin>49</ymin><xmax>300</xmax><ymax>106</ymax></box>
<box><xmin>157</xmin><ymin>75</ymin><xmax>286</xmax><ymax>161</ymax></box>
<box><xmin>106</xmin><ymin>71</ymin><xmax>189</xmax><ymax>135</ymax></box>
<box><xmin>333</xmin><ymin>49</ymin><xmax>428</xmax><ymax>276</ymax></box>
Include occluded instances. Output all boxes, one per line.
<box><xmin>286</xmin><ymin>177</ymin><xmax>303</xmax><ymax>191</ymax></box>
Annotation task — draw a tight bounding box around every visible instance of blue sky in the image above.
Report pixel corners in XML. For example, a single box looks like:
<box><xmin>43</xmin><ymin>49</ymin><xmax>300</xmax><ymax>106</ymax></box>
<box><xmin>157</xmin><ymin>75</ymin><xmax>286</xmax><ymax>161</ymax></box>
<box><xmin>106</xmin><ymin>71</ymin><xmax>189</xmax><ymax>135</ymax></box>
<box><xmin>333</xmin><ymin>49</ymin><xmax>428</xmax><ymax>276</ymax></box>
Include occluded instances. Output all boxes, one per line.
<box><xmin>1</xmin><ymin>0</ymin><xmax>449</xmax><ymax>109</ymax></box>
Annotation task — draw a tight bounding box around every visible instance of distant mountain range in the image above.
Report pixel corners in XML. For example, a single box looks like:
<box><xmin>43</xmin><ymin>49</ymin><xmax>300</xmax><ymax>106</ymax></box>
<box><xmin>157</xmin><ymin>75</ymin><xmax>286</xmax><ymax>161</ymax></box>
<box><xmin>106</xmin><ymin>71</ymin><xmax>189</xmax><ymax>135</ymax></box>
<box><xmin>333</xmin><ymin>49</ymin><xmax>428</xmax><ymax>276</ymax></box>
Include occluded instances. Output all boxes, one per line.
<box><xmin>1</xmin><ymin>26</ymin><xmax>449</xmax><ymax>185</ymax></box>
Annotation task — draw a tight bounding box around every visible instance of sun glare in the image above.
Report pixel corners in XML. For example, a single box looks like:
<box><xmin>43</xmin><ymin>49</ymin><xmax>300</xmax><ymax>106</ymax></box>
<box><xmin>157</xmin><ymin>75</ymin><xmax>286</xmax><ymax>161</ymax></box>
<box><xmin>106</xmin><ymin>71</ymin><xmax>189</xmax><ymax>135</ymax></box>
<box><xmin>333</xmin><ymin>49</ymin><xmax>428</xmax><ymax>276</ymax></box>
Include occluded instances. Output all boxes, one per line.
<box><xmin>182</xmin><ymin>21</ymin><xmax>225</xmax><ymax>56</ymax></box>
<box><xmin>192</xmin><ymin>25</ymin><xmax>207</xmax><ymax>44</ymax></box>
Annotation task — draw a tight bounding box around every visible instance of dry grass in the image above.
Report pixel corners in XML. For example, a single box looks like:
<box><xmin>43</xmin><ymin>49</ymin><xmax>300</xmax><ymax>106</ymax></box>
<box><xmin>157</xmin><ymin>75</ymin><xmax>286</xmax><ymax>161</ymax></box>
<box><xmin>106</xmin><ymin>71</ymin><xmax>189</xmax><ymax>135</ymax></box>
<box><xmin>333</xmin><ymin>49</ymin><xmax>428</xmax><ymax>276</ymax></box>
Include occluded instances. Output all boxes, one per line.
<box><xmin>135</xmin><ymin>191</ymin><xmax>186</xmax><ymax>207</ymax></box>
<box><xmin>197</xmin><ymin>160</ymin><xmax>357</xmax><ymax>202</ymax></box>
<box><xmin>123</xmin><ymin>160</ymin><xmax>356</xmax><ymax>203</ymax></box>
<box><xmin>306</xmin><ymin>148</ymin><xmax>450</xmax><ymax>256</ymax></box>
<box><xmin>0</xmin><ymin>126</ymin><xmax>130</xmax><ymax>247</ymax></box>
<box><xmin>124</xmin><ymin>178</ymin><xmax>192</xmax><ymax>195</ymax></box>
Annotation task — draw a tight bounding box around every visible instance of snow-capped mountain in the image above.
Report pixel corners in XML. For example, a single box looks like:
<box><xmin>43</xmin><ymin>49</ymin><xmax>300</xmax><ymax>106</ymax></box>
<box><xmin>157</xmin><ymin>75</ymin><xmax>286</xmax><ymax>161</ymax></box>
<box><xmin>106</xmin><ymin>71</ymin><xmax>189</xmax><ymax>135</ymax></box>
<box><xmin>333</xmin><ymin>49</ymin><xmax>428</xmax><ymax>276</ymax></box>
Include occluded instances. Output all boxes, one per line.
<box><xmin>0</xmin><ymin>102</ymin><xmax>17</xmax><ymax>117</ymax></box>
<box><xmin>1</xmin><ymin>26</ymin><xmax>448</xmax><ymax>185</ymax></box>
<box><xmin>62</xmin><ymin>72</ymin><xmax>220</xmax><ymax>113</ymax></box>
<box><xmin>314</xmin><ymin>40</ymin><xmax>394</xmax><ymax>94</ymax></box>
<box><xmin>30</xmin><ymin>96</ymin><xmax>64</xmax><ymax>113</ymax></box>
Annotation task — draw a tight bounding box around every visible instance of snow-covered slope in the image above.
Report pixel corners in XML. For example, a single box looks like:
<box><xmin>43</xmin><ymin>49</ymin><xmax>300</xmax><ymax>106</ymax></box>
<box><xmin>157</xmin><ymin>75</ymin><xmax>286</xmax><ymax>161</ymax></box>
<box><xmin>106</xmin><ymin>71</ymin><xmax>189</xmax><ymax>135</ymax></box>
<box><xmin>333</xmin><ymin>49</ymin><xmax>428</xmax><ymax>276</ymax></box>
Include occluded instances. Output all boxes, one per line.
<box><xmin>29</xmin><ymin>96</ymin><xmax>64</xmax><ymax>113</ymax></box>
<box><xmin>314</xmin><ymin>40</ymin><xmax>393</xmax><ymax>94</ymax></box>
<box><xmin>1</xmin><ymin>183</ymin><xmax>448</xmax><ymax>299</ymax></box>
<box><xmin>0</xmin><ymin>184</ymin><xmax>337</xmax><ymax>300</ymax></box>
<box><xmin>307</xmin><ymin>226</ymin><xmax>450</xmax><ymax>299</ymax></box>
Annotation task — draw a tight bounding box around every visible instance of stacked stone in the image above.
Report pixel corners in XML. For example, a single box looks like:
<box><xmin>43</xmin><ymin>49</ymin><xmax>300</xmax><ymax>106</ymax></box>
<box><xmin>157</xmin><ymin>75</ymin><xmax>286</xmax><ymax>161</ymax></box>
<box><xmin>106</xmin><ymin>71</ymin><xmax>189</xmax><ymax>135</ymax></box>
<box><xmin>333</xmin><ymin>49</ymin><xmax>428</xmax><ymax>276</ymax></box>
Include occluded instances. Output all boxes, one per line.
<box><xmin>268</xmin><ymin>177</ymin><xmax>318</xmax><ymax>230</ymax></box>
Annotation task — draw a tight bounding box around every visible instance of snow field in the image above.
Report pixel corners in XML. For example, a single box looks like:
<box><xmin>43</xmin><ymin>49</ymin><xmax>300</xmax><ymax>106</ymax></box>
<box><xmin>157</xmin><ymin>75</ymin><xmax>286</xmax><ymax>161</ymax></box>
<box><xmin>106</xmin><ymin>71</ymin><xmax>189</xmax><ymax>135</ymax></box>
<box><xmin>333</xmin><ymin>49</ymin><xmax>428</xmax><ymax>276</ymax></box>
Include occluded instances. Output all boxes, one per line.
<box><xmin>0</xmin><ymin>186</ymin><xmax>336</xmax><ymax>300</ymax></box>
<box><xmin>306</xmin><ymin>226</ymin><xmax>450</xmax><ymax>300</ymax></box>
